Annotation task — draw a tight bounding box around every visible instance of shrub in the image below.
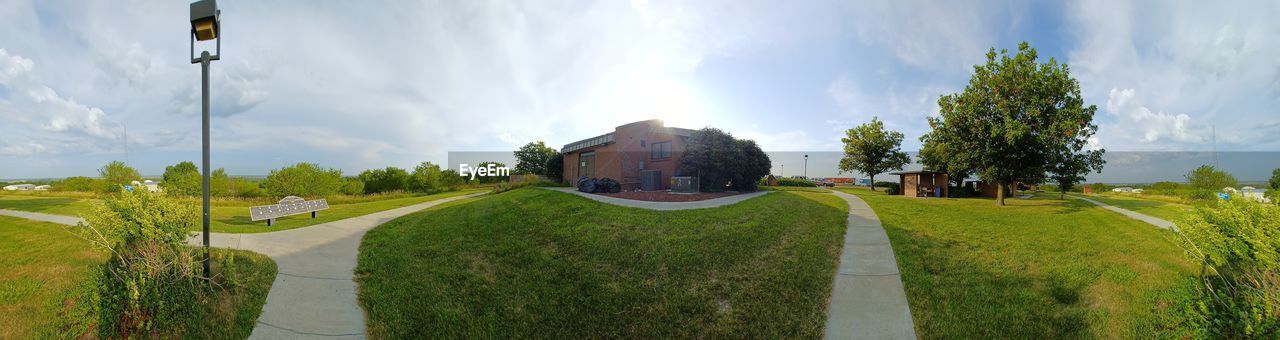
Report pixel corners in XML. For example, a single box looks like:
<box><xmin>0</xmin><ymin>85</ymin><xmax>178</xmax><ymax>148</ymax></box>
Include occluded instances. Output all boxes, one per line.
<box><xmin>776</xmin><ymin>178</ymin><xmax>816</xmax><ymax>187</ymax></box>
<box><xmin>79</xmin><ymin>190</ymin><xmax>201</xmax><ymax>336</ymax></box>
<box><xmin>875</xmin><ymin>181</ymin><xmax>900</xmax><ymax>195</ymax></box>
<box><xmin>56</xmin><ymin>176</ymin><xmax>101</xmax><ymax>192</ymax></box>
<box><xmin>513</xmin><ymin>141</ymin><xmax>558</xmax><ymax>176</ymax></box>
<box><xmin>359</xmin><ymin>167</ymin><xmax>411</xmax><ymax>194</ymax></box>
<box><xmin>440</xmin><ymin>169</ymin><xmax>465</xmax><ymax>191</ymax></box>
<box><xmin>1176</xmin><ymin>199</ymin><xmax>1280</xmax><ymax>337</ymax></box>
<box><xmin>265</xmin><ymin>163</ymin><xmax>344</xmax><ymax>197</ymax></box>
<box><xmin>409</xmin><ymin>162</ymin><xmax>445</xmax><ymax>193</ymax></box>
<box><xmin>950</xmin><ymin>185</ymin><xmax>979</xmax><ymax>198</ymax></box>
<box><xmin>341</xmin><ymin>177</ymin><xmax>365</xmax><ymax>195</ymax></box>
<box><xmin>1186</xmin><ymin>165</ymin><xmax>1238</xmax><ymax>200</ymax></box>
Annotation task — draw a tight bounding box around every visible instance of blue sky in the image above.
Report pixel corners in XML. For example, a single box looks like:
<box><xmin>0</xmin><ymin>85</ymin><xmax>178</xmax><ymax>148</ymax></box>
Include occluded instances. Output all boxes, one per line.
<box><xmin>1</xmin><ymin>0</ymin><xmax>1278</xmax><ymax>180</ymax></box>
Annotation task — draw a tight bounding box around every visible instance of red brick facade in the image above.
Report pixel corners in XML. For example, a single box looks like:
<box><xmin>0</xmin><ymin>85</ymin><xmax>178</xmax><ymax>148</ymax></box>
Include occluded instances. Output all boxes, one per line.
<box><xmin>562</xmin><ymin>120</ymin><xmax>695</xmax><ymax>191</ymax></box>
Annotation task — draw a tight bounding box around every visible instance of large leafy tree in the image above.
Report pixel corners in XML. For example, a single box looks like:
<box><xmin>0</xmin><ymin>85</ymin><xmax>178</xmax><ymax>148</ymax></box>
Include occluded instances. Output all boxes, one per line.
<box><xmin>513</xmin><ymin>141</ymin><xmax>558</xmax><ymax>175</ymax></box>
<box><xmin>678</xmin><ymin>128</ymin><xmax>771</xmax><ymax>192</ymax></box>
<box><xmin>839</xmin><ymin>117</ymin><xmax>910</xmax><ymax>191</ymax></box>
<box><xmin>161</xmin><ymin>161</ymin><xmax>202</xmax><ymax>196</ymax></box>
<box><xmin>98</xmin><ymin>161</ymin><xmax>141</xmax><ymax>193</ymax></box>
<box><xmin>1185</xmin><ymin>165</ymin><xmax>1237</xmax><ymax>200</ymax></box>
<box><xmin>917</xmin><ymin>135</ymin><xmax>972</xmax><ymax>188</ymax></box>
<box><xmin>358</xmin><ymin>167</ymin><xmax>411</xmax><ymax>194</ymax></box>
<box><xmin>924</xmin><ymin>42</ymin><xmax>1100</xmax><ymax>205</ymax></box>
<box><xmin>409</xmin><ymin>161</ymin><xmax>444</xmax><ymax>193</ymax></box>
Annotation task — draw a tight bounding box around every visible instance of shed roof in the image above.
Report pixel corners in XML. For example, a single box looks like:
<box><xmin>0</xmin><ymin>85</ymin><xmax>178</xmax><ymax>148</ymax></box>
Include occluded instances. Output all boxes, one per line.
<box><xmin>889</xmin><ymin>170</ymin><xmax>946</xmax><ymax>175</ymax></box>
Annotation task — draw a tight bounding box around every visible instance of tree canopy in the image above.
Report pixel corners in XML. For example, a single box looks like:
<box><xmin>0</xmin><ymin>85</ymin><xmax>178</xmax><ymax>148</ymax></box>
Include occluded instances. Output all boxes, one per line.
<box><xmin>98</xmin><ymin>161</ymin><xmax>141</xmax><ymax>193</ymax></box>
<box><xmin>839</xmin><ymin>117</ymin><xmax>910</xmax><ymax>190</ymax></box>
<box><xmin>922</xmin><ymin>42</ymin><xmax>1102</xmax><ymax>205</ymax></box>
<box><xmin>264</xmin><ymin>163</ymin><xmax>344</xmax><ymax>197</ymax></box>
<box><xmin>161</xmin><ymin>161</ymin><xmax>202</xmax><ymax>196</ymax></box>
<box><xmin>677</xmin><ymin>127</ymin><xmax>771</xmax><ymax>192</ymax></box>
<box><xmin>1186</xmin><ymin>165</ymin><xmax>1237</xmax><ymax>199</ymax></box>
<box><xmin>513</xmin><ymin>141</ymin><xmax>559</xmax><ymax>176</ymax></box>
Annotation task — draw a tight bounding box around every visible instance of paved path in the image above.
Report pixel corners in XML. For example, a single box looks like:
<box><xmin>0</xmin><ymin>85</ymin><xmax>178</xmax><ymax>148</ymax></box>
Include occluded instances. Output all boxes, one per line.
<box><xmin>1069</xmin><ymin>195</ymin><xmax>1177</xmax><ymax>230</ymax></box>
<box><xmin>0</xmin><ymin>208</ymin><xmax>85</xmax><ymax>226</ymax></box>
<box><xmin>2</xmin><ymin>195</ymin><xmax>480</xmax><ymax>339</ymax></box>
<box><xmin>543</xmin><ymin>187</ymin><xmax>769</xmax><ymax>210</ymax></box>
<box><xmin>186</xmin><ymin>193</ymin><xmax>482</xmax><ymax>339</ymax></box>
<box><xmin>824</xmin><ymin>190</ymin><xmax>916</xmax><ymax>339</ymax></box>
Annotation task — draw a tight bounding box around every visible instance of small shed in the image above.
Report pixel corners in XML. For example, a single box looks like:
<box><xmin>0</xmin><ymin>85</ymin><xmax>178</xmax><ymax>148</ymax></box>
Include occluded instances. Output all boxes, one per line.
<box><xmin>891</xmin><ymin>171</ymin><xmax>949</xmax><ymax>197</ymax></box>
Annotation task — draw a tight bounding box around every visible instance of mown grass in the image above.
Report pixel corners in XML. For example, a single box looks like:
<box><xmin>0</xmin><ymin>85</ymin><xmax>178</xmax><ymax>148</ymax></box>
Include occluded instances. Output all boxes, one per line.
<box><xmin>1074</xmin><ymin>193</ymin><xmax>1197</xmax><ymax>222</ymax></box>
<box><xmin>356</xmin><ymin>188</ymin><xmax>849</xmax><ymax>338</ymax></box>
<box><xmin>0</xmin><ymin>216</ymin><xmax>276</xmax><ymax>338</ymax></box>
<box><xmin>0</xmin><ymin>189</ymin><xmax>484</xmax><ymax>233</ymax></box>
<box><xmin>0</xmin><ymin>216</ymin><xmax>104</xmax><ymax>339</ymax></box>
<box><xmin>834</xmin><ymin>188</ymin><xmax>1204</xmax><ymax>338</ymax></box>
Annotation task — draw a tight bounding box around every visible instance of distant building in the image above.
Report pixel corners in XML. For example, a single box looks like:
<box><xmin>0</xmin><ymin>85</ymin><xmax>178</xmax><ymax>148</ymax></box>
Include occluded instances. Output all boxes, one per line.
<box><xmin>33</xmin><ymin>185</ymin><xmax>50</xmax><ymax>191</ymax></box>
<box><xmin>560</xmin><ymin>120</ymin><xmax>698</xmax><ymax>191</ymax></box>
<box><xmin>130</xmin><ymin>180</ymin><xmax>162</xmax><ymax>193</ymax></box>
<box><xmin>891</xmin><ymin>171</ymin><xmax>949</xmax><ymax>197</ymax></box>
<box><xmin>3</xmin><ymin>184</ymin><xmax>35</xmax><ymax>191</ymax></box>
<box><xmin>1241</xmin><ymin>187</ymin><xmax>1271</xmax><ymax>203</ymax></box>
<box><xmin>1112</xmin><ymin>187</ymin><xmax>1134</xmax><ymax>193</ymax></box>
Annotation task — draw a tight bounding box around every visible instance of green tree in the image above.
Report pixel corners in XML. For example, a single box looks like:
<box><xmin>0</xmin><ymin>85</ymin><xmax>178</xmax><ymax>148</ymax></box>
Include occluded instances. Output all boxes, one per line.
<box><xmin>161</xmin><ymin>161</ymin><xmax>202</xmax><ymax>196</ymax></box>
<box><xmin>839</xmin><ymin>117</ymin><xmax>910</xmax><ymax>191</ymax></box>
<box><xmin>1176</xmin><ymin>199</ymin><xmax>1280</xmax><ymax>336</ymax></box>
<box><xmin>340</xmin><ymin>177</ymin><xmax>365</xmax><ymax>195</ymax></box>
<box><xmin>513</xmin><ymin>141</ymin><xmax>558</xmax><ymax>175</ymax></box>
<box><xmin>1185</xmin><ymin>165</ymin><xmax>1237</xmax><ymax>200</ymax></box>
<box><xmin>544</xmin><ymin>153</ymin><xmax>565</xmax><ymax>183</ymax></box>
<box><xmin>264</xmin><ymin>163</ymin><xmax>344</xmax><ymax>197</ymax></box>
<box><xmin>98</xmin><ymin>161</ymin><xmax>141</xmax><ymax>193</ymax></box>
<box><xmin>409</xmin><ymin>162</ymin><xmax>444</xmax><ymax>193</ymax></box>
<box><xmin>677</xmin><ymin>128</ymin><xmax>771</xmax><ymax>192</ymax></box>
<box><xmin>474</xmin><ymin>161</ymin><xmax>509</xmax><ymax>184</ymax></box>
<box><xmin>1269</xmin><ymin>168</ymin><xmax>1280</xmax><ymax>191</ymax></box>
<box><xmin>924</xmin><ymin>42</ymin><xmax>1100</xmax><ymax>205</ymax></box>
<box><xmin>209</xmin><ymin>168</ymin><xmax>231</xmax><ymax>197</ymax></box>
<box><xmin>918</xmin><ymin>135</ymin><xmax>972</xmax><ymax>188</ymax></box>
<box><xmin>1047</xmin><ymin>149</ymin><xmax>1105</xmax><ymax>199</ymax></box>
<box><xmin>440</xmin><ymin>169</ymin><xmax>465</xmax><ymax>190</ymax></box>
<box><xmin>358</xmin><ymin>167</ymin><xmax>411</xmax><ymax>193</ymax></box>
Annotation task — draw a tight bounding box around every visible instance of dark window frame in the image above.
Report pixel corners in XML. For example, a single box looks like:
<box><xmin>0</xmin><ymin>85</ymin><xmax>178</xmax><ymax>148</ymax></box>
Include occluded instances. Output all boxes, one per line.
<box><xmin>650</xmin><ymin>141</ymin><xmax>672</xmax><ymax>160</ymax></box>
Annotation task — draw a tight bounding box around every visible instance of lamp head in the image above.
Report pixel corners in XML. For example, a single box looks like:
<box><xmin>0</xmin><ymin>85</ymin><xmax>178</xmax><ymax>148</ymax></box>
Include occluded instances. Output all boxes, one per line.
<box><xmin>190</xmin><ymin>0</ymin><xmax>219</xmax><ymax>41</ymax></box>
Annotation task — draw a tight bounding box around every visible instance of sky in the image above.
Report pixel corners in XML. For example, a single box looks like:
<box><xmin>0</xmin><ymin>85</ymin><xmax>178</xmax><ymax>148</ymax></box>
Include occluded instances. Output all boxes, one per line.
<box><xmin>1</xmin><ymin>0</ymin><xmax>1278</xmax><ymax>180</ymax></box>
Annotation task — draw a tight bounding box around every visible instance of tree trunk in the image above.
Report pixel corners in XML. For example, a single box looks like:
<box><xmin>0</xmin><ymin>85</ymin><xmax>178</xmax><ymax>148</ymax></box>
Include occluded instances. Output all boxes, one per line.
<box><xmin>996</xmin><ymin>182</ymin><xmax>1006</xmax><ymax>206</ymax></box>
<box><xmin>869</xmin><ymin>174</ymin><xmax>876</xmax><ymax>191</ymax></box>
<box><xmin>1060</xmin><ymin>190</ymin><xmax>1065</xmax><ymax>200</ymax></box>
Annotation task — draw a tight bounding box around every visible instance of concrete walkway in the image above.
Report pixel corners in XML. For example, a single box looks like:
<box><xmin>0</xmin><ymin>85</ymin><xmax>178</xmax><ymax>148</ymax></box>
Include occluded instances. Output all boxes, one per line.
<box><xmin>0</xmin><ymin>208</ymin><xmax>85</xmax><ymax>226</ymax></box>
<box><xmin>1</xmin><ymin>195</ymin><xmax>479</xmax><ymax>339</ymax></box>
<box><xmin>824</xmin><ymin>190</ymin><xmax>916</xmax><ymax>339</ymax></box>
<box><xmin>543</xmin><ymin>187</ymin><xmax>769</xmax><ymax>210</ymax></box>
<box><xmin>187</xmin><ymin>193</ymin><xmax>481</xmax><ymax>339</ymax></box>
<box><xmin>1069</xmin><ymin>195</ymin><xmax>1177</xmax><ymax>230</ymax></box>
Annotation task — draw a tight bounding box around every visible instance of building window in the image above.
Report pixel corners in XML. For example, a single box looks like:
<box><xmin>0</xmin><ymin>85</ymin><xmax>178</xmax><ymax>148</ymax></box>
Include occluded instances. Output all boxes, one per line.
<box><xmin>651</xmin><ymin>141</ymin><xmax>671</xmax><ymax>159</ymax></box>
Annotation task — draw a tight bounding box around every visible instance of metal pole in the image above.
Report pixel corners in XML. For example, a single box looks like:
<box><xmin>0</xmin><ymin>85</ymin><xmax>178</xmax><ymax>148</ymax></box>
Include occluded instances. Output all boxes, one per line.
<box><xmin>201</xmin><ymin>50</ymin><xmax>211</xmax><ymax>278</ymax></box>
<box><xmin>804</xmin><ymin>155</ymin><xmax>808</xmax><ymax>179</ymax></box>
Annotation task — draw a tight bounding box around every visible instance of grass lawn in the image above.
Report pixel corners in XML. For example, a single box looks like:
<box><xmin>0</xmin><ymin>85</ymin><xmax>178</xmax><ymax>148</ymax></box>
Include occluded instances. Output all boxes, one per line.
<box><xmin>357</xmin><ymin>188</ymin><xmax>849</xmax><ymax>338</ymax></box>
<box><xmin>834</xmin><ymin>188</ymin><xmax>1203</xmax><ymax>338</ymax></box>
<box><xmin>1073</xmin><ymin>193</ymin><xmax>1196</xmax><ymax>222</ymax></box>
<box><xmin>0</xmin><ymin>216</ymin><xmax>277</xmax><ymax>338</ymax></box>
<box><xmin>0</xmin><ymin>189</ymin><xmax>483</xmax><ymax>233</ymax></box>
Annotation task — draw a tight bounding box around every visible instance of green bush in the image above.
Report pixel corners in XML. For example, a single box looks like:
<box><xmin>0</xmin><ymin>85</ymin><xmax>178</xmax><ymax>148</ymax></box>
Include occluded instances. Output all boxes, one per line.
<box><xmin>678</xmin><ymin>128</ymin><xmax>771</xmax><ymax>192</ymax></box>
<box><xmin>98</xmin><ymin>161</ymin><xmax>141</xmax><ymax>193</ymax></box>
<box><xmin>79</xmin><ymin>190</ymin><xmax>201</xmax><ymax>336</ymax></box>
<box><xmin>1177</xmin><ymin>199</ymin><xmax>1280</xmax><ymax>337</ymax></box>
<box><xmin>264</xmin><ymin>163</ymin><xmax>344</xmax><ymax>197</ymax></box>
<box><xmin>55</xmin><ymin>176</ymin><xmax>101</xmax><ymax>192</ymax></box>
<box><xmin>492</xmin><ymin>180</ymin><xmax>556</xmax><ymax>194</ymax></box>
<box><xmin>874</xmin><ymin>181</ymin><xmax>900</xmax><ymax>195</ymax></box>
<box><xmin>161</xmin><ymin>161</ymin><xmax>202</xmax><ymax>196</ymax></box>
<box><xmin>775</xmin><ymin>178</ymin><xmax>816</xmax><ymax>187</ymax></box>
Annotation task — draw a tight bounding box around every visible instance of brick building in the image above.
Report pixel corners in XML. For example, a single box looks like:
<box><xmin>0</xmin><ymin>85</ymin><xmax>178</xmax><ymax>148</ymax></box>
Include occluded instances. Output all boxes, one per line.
<box><xmin>561</xmin><ymin>120</ymin><xmax>697</xmax><ymax>191</ymax></box>
<box><xmin>892</xmin><ymin>170</ymin><xmax>950</xmax><ymax>197</ymax></box>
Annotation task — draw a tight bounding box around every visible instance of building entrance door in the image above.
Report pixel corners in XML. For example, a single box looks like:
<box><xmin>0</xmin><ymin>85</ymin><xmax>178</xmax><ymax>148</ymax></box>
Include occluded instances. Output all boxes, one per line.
<box><xmin>578</xmin><ymin>151</ymin><xmax>595</xmax><ymax>179</ymax></box>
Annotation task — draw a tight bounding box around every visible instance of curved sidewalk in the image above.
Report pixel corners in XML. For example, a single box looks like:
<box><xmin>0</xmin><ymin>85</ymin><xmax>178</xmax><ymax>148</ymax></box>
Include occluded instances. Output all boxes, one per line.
<box><xmin>824</xmin><ymin>190</ymin><xmax>916</xmax><ymax>339</ymax></box>
<box><xmin>188</xmin><ymin>193</ymin><xmax>481</xmax><ymax>339</ymax></box>
<box><xmin>1069</xmin><ymin>195</ymin><xmax>1177</xmax><ymax>230</ymax></box>
<box><xmin>543</xmin><ymin>187</ymin><xmax>769</xmax><ymax>210</ymax></box>
<box><xmin>2</xmin><ymin>194</ymin><xmax>479</xmax><ymax>339</ymax></box>
<box><xmin>0</xmin><ymin>208</ymin><xmax>85</xmax><ymax>226</ymax></box>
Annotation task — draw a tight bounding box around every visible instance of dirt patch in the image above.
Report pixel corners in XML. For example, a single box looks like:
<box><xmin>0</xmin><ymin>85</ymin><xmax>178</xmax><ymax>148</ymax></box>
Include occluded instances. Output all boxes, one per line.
<box><xmin>592</xmin><ymin>190</ymin><xmax>744</xmax><ymax>202</ymax></box>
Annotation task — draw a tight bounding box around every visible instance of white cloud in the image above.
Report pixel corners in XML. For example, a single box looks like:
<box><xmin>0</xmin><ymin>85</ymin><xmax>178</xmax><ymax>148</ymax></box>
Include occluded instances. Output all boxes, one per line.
<box><xmin>1104</xmin><ymin>88</ymin><xmax>1202</xmax><ymax>144</ymax></box>
<box><xmin>0</xmin><ymin>48</ymin><xmax>121</xmax><ymax>155</ymax></box>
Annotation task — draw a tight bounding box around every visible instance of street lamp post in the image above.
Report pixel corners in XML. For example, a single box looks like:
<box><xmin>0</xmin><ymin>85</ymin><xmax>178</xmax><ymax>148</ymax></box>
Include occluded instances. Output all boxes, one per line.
<box><xmin>803</xmin><ymin>154</ymin><xmax>808</xmax><ymax>179</ymax></box>
<box><xmin>190</xmin><ymin>0</ymin><xmax>220</xmax><ymax>278</ymax></box>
